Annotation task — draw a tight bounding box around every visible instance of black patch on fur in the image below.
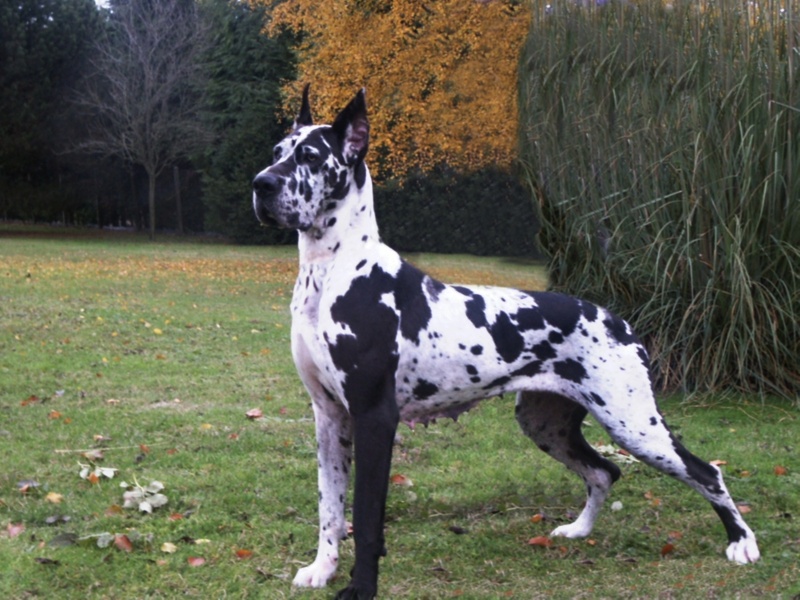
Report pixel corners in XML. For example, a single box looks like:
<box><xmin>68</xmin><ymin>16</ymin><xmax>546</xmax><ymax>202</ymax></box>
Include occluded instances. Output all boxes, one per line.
<box><xmin>464</xmin><ymin>294</ymin><xmax>487</xmax><ymax>328</ymax></box>
<box><xmin>514</xmin><ymin>307</ymin><xmax>546</xmax><ymax>331</ymax></box>
<box><xmin>589</xmin><ymin>392</ymin><xmax>606</xmax><ymax>406</ymax></box>
<box><xmin>532</xmin><ymin>292</ymin><xmax>582</xmax><ymax>337</ymax></box>
<box><xmin>328</xmin><ymin>265</ymin><xmax>399</xmax><ymax>413</ymax></box>
<box><xmin>531</xmin><ymin>340</ymin><xmax>557</xmax><ymax>361</ymax></box>
<box><xmin>394</xmin><ymin>261</ymin><xmax>432</xmax><ymax>345</ymax></box>
<box><xmin>490</xmin><ymin>311</ymin><xmax>524</xmax><ymax>363</ymax></box>
<box><xmin>412</xmin><ymin>379</ymin><xmax>439</xmax><ymax>400</ymax></box>
<box><xmin>581</xmin><ymin>300</ymin><xmax>599</xmax><ymax>322</ymax></box>
<box><xmin>603</xmin><ymin>313</ymin><xmax>640</xmax><ymax>345</ymax></box>
<box><xmin>553</xmin><ymin>358</ymin><xmax>588</xmax><ymax>383</ymax></box>
<box><xmin>470</xmin><ymin>344</ymin><xmax>483</xmax><ymax>355</ymax></box>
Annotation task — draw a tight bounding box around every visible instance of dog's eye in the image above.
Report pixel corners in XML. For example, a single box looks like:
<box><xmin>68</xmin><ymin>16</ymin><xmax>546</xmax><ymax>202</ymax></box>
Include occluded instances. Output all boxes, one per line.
<box><xmin>300</xmin><ymin>146</ymin><xmax>320</xmax><ymax>164</ymax></box>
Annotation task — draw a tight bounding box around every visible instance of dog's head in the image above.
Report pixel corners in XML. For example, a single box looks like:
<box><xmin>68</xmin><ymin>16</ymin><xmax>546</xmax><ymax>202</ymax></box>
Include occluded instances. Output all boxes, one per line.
<box><xmin>252</xmin><ymin>85</ymin><xmax>370</xmax><ymax>238</ymax></box>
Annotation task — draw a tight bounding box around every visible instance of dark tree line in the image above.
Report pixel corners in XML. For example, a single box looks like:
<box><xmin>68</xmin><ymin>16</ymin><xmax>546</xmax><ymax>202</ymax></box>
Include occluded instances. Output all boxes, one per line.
<box><xmin>1</xmin><ymin>0</ymin><xmax>536</xmax><ymax>254</ymax></box>
<box><xmin>0</xmin><ymin>0</ymin><xmax>296</xmax><ymax>240</ymax></box>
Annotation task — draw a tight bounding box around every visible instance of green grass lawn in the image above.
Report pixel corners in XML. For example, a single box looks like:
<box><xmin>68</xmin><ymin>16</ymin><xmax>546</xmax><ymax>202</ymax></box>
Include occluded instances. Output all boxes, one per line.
<box><xmin>1</xmin><ymin>226</ymin><xmax>798</xmax><ymax>599</ymax></box>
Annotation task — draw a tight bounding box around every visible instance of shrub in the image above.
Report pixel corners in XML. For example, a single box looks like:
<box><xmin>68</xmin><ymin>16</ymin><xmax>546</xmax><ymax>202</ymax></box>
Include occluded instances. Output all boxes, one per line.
<box><xmin>518</xmin><ymin>1</ymin><xmax>800</xmax><ymax>399</ymax></box>
<box><xmin>376</xmin><ymin>165</ymin><xmax>539</xmax><ymax>257</ymax></box>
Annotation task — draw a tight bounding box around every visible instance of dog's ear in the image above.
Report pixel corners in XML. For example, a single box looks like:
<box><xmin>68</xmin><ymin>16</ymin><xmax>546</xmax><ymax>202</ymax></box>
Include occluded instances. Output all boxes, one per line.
<box><xmin>294</xmin><ymin>84</ymin><xmax>313</xmax><ymax>129</ymax></box>
<box><xmin>332</xmin><ymin>88</ymin><xmax>369</xmax><ymax>166</ymax></box>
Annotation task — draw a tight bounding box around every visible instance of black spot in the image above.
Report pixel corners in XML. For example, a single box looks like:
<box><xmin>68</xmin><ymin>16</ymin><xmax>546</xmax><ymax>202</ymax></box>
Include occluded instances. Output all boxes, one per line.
<box><xmin>548</xmin><ymin>331</ymin><xmax>564</xmax><ymax>344</ymax></box>
<box><xmin>425</xmin><ymin>276</ymin><xmax>445</xmax><ymax>301</ymax></box>
<box><xmin>531</xmin><ymin>340</ymin><xmax>557</xmax><ymax>361</ymax></box>
<box><xmin>581</xmin><ymin>300</ymin><xmax>599</xmax><ymax>322</ymax></box>
<box><xmin>650</xmin><ymin>416</ymin><xmax>658</xmax><ymax>426</ymax></box>
<box><xmin>356</xmin><ymin>259</ymin><xmax>367</xmax><ymax>270</ymax></box>
<box><xmin>489</xmin><ymin>311</ymin><xmax>524</xmax><ymax>363</ymax></box>
<box><xmin>589</xmin><ymin>392</ymin><xmax>606</xmax><ymax>406</ymax></box>
<box><xmin>465</xmin><ymin>365</ymin><xmax>478</xmax><ymax>375</ymax></box>
<box><xmin>514</xmin><ymin>307</ymin><xmax>546</xmax><ymax>331</ymax></box>
<box><xmin>453</xmin><ymin>286</ymin><xmax>473</xmax><ymax>297</ymax></box>
<box><xmin>470</xmin><ymin>345</ymin><xmax>483</xmax><ymax>355</ymax></box>
<box><xmin>553</xmin><ymin>358</ymin><xmax>588</xmax><ymax>383</ymax></box>
<box><xmin>394</xmin><ymin>261</ymin><xmax>433</xmax><ymax>345</ymax></box>
<box><xmin>412</xmin><ymin>379</ymin><xmax>439</xmax><ymax>400</ymax></box>
<box><xmin>637</xmin><ymin>346</ymin><xmax>650</xmax><ymax>369</ymax></box>
<box><xmin>512</xmin><ymin>360</ymin><xmax>543</xmax><ymax>378</ymax></box>
<box><xmin>603</xmin><ymin>313</ymin><xmax>640</xmax><ymax>346</ymax></box>
<box><xmin>532</xmin><ymin>292</ymin><xmax>582</xmax><ymax>337</ymax></box>
<box><xmin>464</xmin><ymin>294</ymin><xmax>487</xmax><ymax>328</ymax></box>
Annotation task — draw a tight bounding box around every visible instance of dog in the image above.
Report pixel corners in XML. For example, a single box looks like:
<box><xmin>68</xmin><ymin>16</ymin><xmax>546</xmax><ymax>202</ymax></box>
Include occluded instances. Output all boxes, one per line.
<box><xmin>252</xmin><ymin>86</ymin><xmax>760</xmax><ymax>599</ymax></box>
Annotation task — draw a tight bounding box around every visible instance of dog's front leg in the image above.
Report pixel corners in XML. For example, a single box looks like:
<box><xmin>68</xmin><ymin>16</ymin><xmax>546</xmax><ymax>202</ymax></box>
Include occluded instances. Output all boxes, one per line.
<box><xmin>336</xmin><ymin>376</ymin><xmax>399</xmax><ymax>600</ymax></box>
<box><xmin>293</xmin><ymin>395</ymin><xmax>353</xmax><ymax>589</ymax></box>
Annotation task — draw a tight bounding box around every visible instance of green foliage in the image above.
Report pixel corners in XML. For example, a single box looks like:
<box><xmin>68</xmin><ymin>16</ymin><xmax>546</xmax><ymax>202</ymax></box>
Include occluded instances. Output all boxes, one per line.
<box><xmin>0</xmin><ymin>0</ymin><xmax>101</xmax><ymax>220</ymax></box>
<box><xmin>519</xmin><ymin>1</ymin><xmax>800</xmax><ymax>399</ymax></box>
<box><xmin>376</xmin><ymin>166</ymin><xmax>539</xmax><ymax>257</ymax></box>
<box><xmin>197</xmin><ymin>0</ymin><xmax>297</xmax><ymax>244</ymax></box>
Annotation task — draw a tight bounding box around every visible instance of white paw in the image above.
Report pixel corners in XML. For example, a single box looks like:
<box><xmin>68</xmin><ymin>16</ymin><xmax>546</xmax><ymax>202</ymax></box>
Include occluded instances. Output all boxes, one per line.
<box><xmin>550</xmin><ymin>522</ymin><xmax>592</xmax><ymax>539</ymax></box>
<box><xmin>292</xmin><ymin>557</ymin><xmax>338</xmax><ymax>588</ymax></box>
<box><xmin>726</xmin><ymin>536</ymin><xmax>760</xmax><ymax>564</ymax></box>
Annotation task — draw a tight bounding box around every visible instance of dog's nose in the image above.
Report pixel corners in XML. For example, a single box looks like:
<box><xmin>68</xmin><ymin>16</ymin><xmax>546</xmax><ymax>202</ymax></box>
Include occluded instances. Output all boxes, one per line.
<box><xmin>253</xmin><ymin>172</ymin><xmax>280</xmax><ymax>197</ymax></box>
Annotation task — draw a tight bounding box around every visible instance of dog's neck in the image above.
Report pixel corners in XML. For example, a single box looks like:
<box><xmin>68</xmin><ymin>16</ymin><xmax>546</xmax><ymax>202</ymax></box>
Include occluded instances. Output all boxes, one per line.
<box><xmin>297</xmin><ymin>169</ymin><xmax>380</xmax><ymax>266</ymax></box>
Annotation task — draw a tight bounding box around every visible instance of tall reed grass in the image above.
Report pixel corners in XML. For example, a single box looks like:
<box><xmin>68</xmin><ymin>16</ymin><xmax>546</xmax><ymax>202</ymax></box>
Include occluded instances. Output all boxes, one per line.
<box><xmin>518</xmin><ymin>0</ymin><xmax>800</xmax><ymax>400</ymax></box>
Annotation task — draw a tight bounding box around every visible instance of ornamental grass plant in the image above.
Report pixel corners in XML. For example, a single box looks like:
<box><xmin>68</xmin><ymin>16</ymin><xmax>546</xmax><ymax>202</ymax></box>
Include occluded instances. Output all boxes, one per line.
<box><xmin>519</xmin><ymin>0</ymin><xmax>800</xmax><ymax>399</ymax></box>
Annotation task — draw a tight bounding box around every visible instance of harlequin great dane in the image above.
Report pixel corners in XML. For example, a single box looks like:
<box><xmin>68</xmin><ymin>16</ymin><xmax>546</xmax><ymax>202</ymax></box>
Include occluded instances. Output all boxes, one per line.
<box><xmin>252</xmin><ymin>86</ymin><xmax>760</xmax><ymax>599</ymax></box>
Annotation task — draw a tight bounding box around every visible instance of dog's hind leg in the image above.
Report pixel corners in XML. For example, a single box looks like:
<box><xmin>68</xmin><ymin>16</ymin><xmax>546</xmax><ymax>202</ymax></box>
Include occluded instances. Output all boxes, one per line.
<box><xmin>588</xmin><ymin>397</ymin><xmax>760</xmax><ymax>564</ymax></box>
<box><xmin>515</xmin><ymin>390</ymin><xmax>621</xmax><ymax>539</ymax></box>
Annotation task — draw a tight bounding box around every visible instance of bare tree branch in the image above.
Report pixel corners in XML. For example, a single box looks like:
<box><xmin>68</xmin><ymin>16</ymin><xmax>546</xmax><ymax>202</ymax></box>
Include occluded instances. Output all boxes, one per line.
<box><xmin>74</xmin><ymin>0</ymin><xmax>210</xmax><ymax>239</ymax></box>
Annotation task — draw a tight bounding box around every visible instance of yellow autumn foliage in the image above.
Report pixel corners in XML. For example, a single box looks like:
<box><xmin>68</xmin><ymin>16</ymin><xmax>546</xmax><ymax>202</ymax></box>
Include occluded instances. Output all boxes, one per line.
<box><xmin>259</xmin><ymin>0</ymin><xmax>530</xmax><ymax>179</ymax></box>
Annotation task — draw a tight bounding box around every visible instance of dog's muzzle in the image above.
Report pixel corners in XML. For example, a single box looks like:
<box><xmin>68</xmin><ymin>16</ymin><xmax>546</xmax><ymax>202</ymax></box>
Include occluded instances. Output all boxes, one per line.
<box><xmin>252</xmin><ymin>172</ymin><xmax>282</xmax><ymax>227</ymax></box>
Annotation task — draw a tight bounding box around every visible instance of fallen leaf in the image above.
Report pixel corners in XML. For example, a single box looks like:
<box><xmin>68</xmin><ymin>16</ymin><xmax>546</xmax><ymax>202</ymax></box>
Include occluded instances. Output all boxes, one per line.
<box><xmin>245</xmin><ymin>408</ymin><xmax>263</xmax><ymax>420</ymax></box>
<box><xmin>83</xmin><ymin>449</ymin><xmax>104</xmax><ymax>461</ymax></box>
<box><xmin>530</xmin><ymin>513</ymin><xmax>544</xmax><ymax>524</ymax></box>
<box><xmin>774</xmin><ymin>465</ymin><xmax>788</xmax><ymax>476</ymax></box>
<box><xmin>48</xmin><ymin>410</ymin><xmax>62</xmax><ymax>420</ymax></box>
<box><xmin>139</xmin><ymin>444</ymin><xmax>150</xmax><ymax>454</ymax></box>
<box><xmin>527</xmin><ymin>536</ymin><xmax>552</xmax><ymax>548</ymax></box>
<box><xmin>17</xmin><ymin>480</ymin><xmax>40</xmax><ymax>494</ymax></box>
<box><xmin>21</xmin><ymin>395</ymin><xmax>40</xmax><ymax>406</ymax></box>
<box><xmin>390</xmin><ymin>473</ymin><xmax>413</xmax><ymax>487</ymax></box>
<box><xmin>168</xmin><ymin>513</ymin><xmax>184</xmax><ymax>521</ymax></box>
<box><xmin>105</xmin><ymin>504</ymin><xmax>124</xmax><ymax>516</ymax></box>
<box><xmin>586</xmin><ymin>539</ymin><xmax>597</xmax><ymax>546</ymax></box>
<box><xmin>87</xmin><ymin>472</ymin><xmax>100</xmax><ymax>485</ymax></box>
<box><xmin>45</xmin><ymin>492</ymin><xmax>64</xmax><ymax>504</ymax></box>
<box><xmin>710</xmin><ymin>459</ymin><xmax>727</xmax><ymax>466</ymax></box>
<box><xmin>737</xmin><ymin>504</ymin><xmax>752</xmax><ymax>514</ymax></box>
<box><xmin>34</xmin><ymin>557</ymin><xmax>60</xmax><ymax>566</ymax></box>
<box><xmin>5</xmin><ymin>523</ymin><xmax>25</xmax><ymax>538</ymax></box>
<box><xmin>235</xmin><ymin>548</ymin><xmax>253</xmax><ymax>560</ymax></box>
<box><xmin>187</xmin><ymin>556</ymin><xmax>206</xmax><ymax>567</ymax></box>
<box><xmin>161</xmin><ymin>542</ymin><xmax>178</xmax><ymax>554</ymax></box>
<box><xmin>661</xmin><ymin>543</ymin><xmax>676</xmax><ymax>557</ymax></box>
<box><xmin>114</xmin><ymin>534</ymin><xmax>133</xmax><ymax>552</ymax></box>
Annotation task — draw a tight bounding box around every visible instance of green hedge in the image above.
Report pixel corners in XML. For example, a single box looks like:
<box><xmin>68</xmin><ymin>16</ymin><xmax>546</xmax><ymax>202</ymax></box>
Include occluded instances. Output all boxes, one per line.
<box><xmin>375</xmin><ymin>165</ymin><xmax>539</xmax><ymax>257</ymax></box>
<box><xmin>519</xmin><ymin>1</ymin><xmax>800</xmax><ymax>400</ymax></box>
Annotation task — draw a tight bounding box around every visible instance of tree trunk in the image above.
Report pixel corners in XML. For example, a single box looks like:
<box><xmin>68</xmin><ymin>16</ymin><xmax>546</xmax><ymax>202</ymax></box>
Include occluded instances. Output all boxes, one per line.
<box><xmin>147</xmin><ymin>168</ymin><xmax>156</xmax><ymax>241</ymax></box>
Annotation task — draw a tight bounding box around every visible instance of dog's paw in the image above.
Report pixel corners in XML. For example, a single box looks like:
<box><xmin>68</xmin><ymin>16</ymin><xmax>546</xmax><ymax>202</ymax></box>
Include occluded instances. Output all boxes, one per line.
<box><xmin>293</xmin><ymin>556</ymin><xmax>338</xmax><ymax>588</ymax></box>
<box><xmin>726</xmin><ymin>536</ymin><xmax>760</xmax><ymax>564</ymax></box>
<box><xmin>550</xmin><ymin>521</ymin><xmax>592</xmax><ymax>539</ymax></box>
<box><xmin>334</xmin><ymin>582</ymin><xmax>377</xmax><ymax>600</ymax></box>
